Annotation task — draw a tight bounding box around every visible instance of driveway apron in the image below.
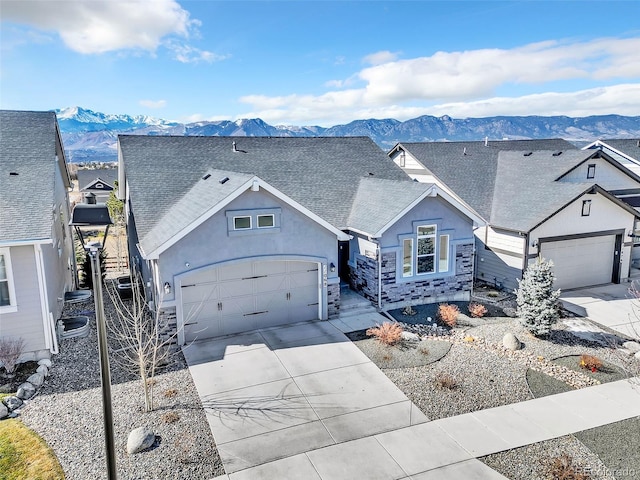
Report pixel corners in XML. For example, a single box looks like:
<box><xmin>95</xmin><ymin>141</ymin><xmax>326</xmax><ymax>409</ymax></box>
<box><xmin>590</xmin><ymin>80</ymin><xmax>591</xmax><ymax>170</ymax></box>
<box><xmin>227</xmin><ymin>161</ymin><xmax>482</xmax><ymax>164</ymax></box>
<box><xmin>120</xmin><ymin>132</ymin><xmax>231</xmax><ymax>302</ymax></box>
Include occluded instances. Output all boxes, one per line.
<box><xmin>183</xmin><ymin>320</ymin><xmax>428</xmax><ymax>474</ymax></box>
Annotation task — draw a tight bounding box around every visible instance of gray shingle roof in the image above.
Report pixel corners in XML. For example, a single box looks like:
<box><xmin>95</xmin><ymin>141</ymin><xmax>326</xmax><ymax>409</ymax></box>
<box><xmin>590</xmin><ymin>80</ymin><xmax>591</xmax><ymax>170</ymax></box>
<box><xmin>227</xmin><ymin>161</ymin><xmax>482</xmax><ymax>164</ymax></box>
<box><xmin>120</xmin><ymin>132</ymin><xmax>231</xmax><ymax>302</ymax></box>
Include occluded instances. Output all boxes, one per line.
<box><xmin>140</xmin><ymin>169</ymin><xmax>254</xmax><ymax>255</ymax></box>
<box><xmin>491</xmin><ymin>151</ymin><xmax>596</xmax><ymax>231</ymax></box>
<box><xmin>119</xmin><ymin>136</ymin><xmax>412</xmax><ymax>244</ymax></box>
<box><xmin>0</xmin><ymin>110</ymin><xmax>63</xmax><ymax>242</ymax></box>
<box><xmin>601</xmin><ymin>139</ymin><xmax>640</xmax><ymax>162</ymax></box>
<box><xmin>396</xmin><ymin>139</ymin><xmax>577</xmax><ymax>221</ymax></box>
<box><xmin>77</xmin><ymin>168</ymin><xmax>118</xmax><ymax>190</ymax></box>
<box><xmin>348</xmin><ymin>178</ymin><xmax>435</xmax><ymax>236</ymax></box>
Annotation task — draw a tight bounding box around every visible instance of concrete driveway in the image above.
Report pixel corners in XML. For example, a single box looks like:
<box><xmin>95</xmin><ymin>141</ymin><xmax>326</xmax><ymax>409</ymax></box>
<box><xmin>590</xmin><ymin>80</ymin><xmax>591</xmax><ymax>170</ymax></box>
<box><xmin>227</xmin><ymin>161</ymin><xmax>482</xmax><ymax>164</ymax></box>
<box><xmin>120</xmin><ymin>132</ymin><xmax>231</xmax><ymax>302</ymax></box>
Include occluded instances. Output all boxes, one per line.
<box><xmin>560</xmin><ymin>283</ymin><xmax>640</xmax><ymax>339</ymax></box>
<box><xmin>182</xmin><ymin>320</ymin><xmax>428</xmax><ymax>474</ymax></box>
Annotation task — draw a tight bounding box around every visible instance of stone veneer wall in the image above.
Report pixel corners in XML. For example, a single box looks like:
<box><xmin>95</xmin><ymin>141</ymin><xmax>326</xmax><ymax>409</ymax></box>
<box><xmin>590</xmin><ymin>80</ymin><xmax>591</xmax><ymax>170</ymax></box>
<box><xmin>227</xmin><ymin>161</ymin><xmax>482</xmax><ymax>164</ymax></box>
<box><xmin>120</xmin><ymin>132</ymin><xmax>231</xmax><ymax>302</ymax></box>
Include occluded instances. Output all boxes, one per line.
<box><xmin>327</xmin><ymin>283</ymin><xmax>341</xmax><ymax>319</ymax></box>
<box><xmin>349</xmin><ymin>255</ymin><xmax>379</xmax><ymax>304</ymax></box>
<box><xmin>157</xmin><ymin>307</ymin><xmax>179</xmax><ymax>351</ymax></box>
<box><xmin>381</xmin><ymin>243</ymin><xmax>474</xmax><ymax>307</ymax></box>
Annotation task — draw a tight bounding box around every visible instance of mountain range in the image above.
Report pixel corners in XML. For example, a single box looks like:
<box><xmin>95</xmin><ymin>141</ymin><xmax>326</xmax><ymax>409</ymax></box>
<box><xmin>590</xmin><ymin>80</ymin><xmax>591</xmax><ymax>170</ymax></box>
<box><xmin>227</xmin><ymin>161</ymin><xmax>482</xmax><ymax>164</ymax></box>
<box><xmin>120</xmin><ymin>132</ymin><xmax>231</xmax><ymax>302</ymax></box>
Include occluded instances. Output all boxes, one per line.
<box><xmin>54</xmin><ymin>107</ymin><xmax>640</xmax><ymax>163</ymax></box>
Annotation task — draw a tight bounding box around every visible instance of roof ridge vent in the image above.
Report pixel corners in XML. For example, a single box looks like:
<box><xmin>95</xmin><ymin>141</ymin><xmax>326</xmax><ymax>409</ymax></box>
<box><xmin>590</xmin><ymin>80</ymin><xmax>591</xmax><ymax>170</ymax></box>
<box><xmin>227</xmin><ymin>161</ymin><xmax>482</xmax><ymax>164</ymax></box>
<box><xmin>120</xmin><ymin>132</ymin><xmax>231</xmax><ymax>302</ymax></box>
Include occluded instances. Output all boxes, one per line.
<box><xmin>552</xmin><ymin>151</ymin><xmax>563</xmax><ymax>156</ymax></box>
<box><xmin>463</xmin><ymin>147</ymin><xmax>467</xmax><ymax>155</ymax></box>
<box><xmin>9</xmin><ymin>172</ymin><xmax>19</xmax><ymax>176</ymax></box>
<box><xmin>219</xmin><ymin>176</ymin><xmax>229</xmax><ymax>184</ymax></box>
<box><xmin>523</xmin><ymin>151</ymin><xmax>533</xmax><ymax>156</ymax></box>
<box><xmin>202</xmin><ymin>173</ymin><xmax>211</xmax><ymax>180</ymax></box>
<box><xmin>232</xmin><ymin>141</ymin><xmax>237</xmax><ymax>152</ymax></box>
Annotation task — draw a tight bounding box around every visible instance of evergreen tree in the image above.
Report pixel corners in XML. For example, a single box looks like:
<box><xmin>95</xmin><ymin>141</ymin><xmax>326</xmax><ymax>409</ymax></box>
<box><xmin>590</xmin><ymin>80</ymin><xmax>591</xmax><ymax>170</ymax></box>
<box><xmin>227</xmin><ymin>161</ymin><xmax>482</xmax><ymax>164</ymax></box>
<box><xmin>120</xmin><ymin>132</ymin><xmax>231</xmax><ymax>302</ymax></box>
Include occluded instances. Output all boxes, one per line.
<box><xmin>515</xmin><ymin>258</ymin><xmax>561</xmax><ymax>337</ymax></box>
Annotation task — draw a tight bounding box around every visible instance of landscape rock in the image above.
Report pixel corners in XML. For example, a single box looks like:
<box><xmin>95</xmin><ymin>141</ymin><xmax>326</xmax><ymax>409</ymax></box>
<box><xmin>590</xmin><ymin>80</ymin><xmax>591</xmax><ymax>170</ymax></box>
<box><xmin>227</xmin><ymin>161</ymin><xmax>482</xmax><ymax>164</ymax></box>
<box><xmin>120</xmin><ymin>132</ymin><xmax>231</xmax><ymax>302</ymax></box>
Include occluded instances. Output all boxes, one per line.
<box><xmin>401</xmin><ymin>331</ymin><xmax>420</xmax><ymax>342</ymax></box>
<box><xmin>622</xmin><ymin>341</ymin><xmax>640</xmax><ymax>354</ymax></box>
<box><xmin>3</xmin><ymin>395</ymin><xmax>23</xmax><ymax>411</ymax></box>
<box><xmin>16</xmin><ymin>382</ymin><xmax>36</xmax><ymax>400</ymax></box>
<box><xmin>0</xmin><ymin>403</ymin><xmax>7</xmax><ymax>419</ymax></box>
<box><xmin>636</xmin><ymin>351</ymin><xmax>640</xmax><ymax>361</ymax></box>
<box><xmin>37</xmin><ymin>358</ymin><xmax>52</xmax><ymax>368</ymax></box>
<box><xmin>503</xmin><ymin>332</ymin><xmax>521</xmax><ymax>351</ymax></box>
<box><xmin>127</xmin><ymin>426</ymin><xmax>156</xmax><ymax>454</ymax></box>
<box><xmin>26</xmin><ymin>372</ymin><xmax>45</xmax><ymax>388</ymax></box>
<box><xmin>36</xmin><ymin>364</ymin><xmax>49</xmax><ymax>377</ymax></box>
<box><xmin>503</xmin><ymin>307</ymin><xmax>518</xmax><ymax>318</ymax></box>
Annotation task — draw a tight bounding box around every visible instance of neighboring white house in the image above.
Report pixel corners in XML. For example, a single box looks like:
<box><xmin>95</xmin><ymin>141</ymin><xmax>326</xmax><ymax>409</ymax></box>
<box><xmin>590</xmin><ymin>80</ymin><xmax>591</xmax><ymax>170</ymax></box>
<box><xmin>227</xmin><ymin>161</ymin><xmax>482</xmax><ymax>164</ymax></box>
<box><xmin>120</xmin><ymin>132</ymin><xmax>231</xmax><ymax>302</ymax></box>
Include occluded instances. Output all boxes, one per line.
<box><xmin>0</xmin><ymin>110</ymin><xmax>75</xmax><ymax>361</ymax></box>
<box><xmin>389</xmin><ymin>141</ymin><xmax>640</xmax><ymax>291</ymax></box>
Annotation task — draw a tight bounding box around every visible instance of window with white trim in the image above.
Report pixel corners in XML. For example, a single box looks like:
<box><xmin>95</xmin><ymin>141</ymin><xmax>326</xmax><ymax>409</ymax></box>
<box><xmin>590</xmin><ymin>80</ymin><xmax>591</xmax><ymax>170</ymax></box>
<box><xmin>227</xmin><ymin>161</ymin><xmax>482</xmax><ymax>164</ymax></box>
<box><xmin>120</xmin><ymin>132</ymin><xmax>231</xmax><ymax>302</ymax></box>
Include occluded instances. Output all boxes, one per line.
<box><xmin>257</xmin><ymin>214</ymin><xmax>274</xmax><ymax>228</ymax></box>
<box><xmin>439</xmin><ymin>234</ymin><xmax>450</xmax><ymax>272</ymax></box>
<box><xmin>417</xmin><ymin>225</ymin><xmax>436</xmax><ymax>274</ymax></box>
<box><xmin>0</xmin><ymin>249</ymin><xmax>17</xmax><ymax>311</ymax></box>
<box><xmin>226</xmin><ymin>208</ymin><xmax>281</xmax><ymax>236</ymax></box>
<box><xmin>581</xmin><ymin>200</ymin><xmax>591</xmax><ymax>216</ymax></box>
<box><xmin>587</xmin><ymin>164</ymin><xmax>596</xmax><ymax>179</ymax></box>
<box><xmin>402</xmin><ymin>238</ymin><xmax>413</xmax><ymax>277</ymax></box>
<box><xmin>233</xmin><ymin>216</ymin><xmax>252</xmax><ymax>230</ymax></box>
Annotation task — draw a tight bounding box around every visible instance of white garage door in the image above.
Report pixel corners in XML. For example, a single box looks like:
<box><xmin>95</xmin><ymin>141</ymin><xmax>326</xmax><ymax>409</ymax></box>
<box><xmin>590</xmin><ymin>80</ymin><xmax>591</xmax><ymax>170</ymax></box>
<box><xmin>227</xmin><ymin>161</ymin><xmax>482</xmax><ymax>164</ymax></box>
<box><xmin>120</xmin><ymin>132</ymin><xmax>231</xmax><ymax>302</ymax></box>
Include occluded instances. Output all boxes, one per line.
<box><xmin>180</xmin><ymin>260</ymin><xmax>320</xmax><ymax>343</ymax></box>
<box><xmin>540</xmin><ymin>235</ymin><xmax>616</xmax><ymax>290</ymax></box>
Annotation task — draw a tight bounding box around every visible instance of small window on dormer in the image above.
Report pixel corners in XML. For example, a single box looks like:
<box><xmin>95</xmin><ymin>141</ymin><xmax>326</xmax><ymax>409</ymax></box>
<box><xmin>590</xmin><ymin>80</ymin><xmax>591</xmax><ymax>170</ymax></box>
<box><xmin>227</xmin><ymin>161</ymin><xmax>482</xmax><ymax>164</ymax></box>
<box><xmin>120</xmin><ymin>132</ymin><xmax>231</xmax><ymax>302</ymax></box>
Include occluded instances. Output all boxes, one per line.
<box><xmin>257</xmin><ymin>214</ymin><xmax>274</xmax><ymax>228</ymax></box>
<box><xmin>399</xmin><ymin>151</ymin><xmax>406</xmax><ymax>168</ymax></box>
<box><xmin>233</xmin><ymin>216</ymin><xmax>251</xmax><ymax>230</ymax></box>
<box><xmin>587</xmin><ymin>164</ymin><xmax>596</xmax><ymax>179</ymax></box>
<box><xmin>582</xmin><ymin>200</ymin><xmax>592</xmax><ymax>216</ymax></box>
<box><xmin>95</xmin><ymin>183</ymin><xmax>104</xmax><ymax>189</ymax></box>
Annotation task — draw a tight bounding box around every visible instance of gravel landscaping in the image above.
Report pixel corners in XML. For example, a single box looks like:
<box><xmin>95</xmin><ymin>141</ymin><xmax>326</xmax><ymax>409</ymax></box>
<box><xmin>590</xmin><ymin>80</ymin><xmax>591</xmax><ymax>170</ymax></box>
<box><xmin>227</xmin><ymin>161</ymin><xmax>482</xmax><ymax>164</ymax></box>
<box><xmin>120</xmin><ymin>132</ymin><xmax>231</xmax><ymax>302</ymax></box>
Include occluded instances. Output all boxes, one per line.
<box><xmin>350</xmin><ymin>293</ymin><xmax>640</xmax><ymax>480</ymax></box>
<box><xmin>18</xmin><ymin>285</ymin><xmax>224</xmax><ymax>480</ymax></box>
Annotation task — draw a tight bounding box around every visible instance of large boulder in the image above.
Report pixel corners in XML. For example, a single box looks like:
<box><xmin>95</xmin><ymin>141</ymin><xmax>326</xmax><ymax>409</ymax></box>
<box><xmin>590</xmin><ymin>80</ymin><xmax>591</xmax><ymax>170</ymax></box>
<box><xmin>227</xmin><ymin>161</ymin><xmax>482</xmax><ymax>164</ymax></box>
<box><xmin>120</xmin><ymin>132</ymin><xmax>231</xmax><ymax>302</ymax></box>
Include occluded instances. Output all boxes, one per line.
<box><xmin>3</xmin><ymin>395</ymin><xmax>23</xmax><ymax>411</ymax></box>
<box><xmin>127</xmin><ymin>427</ymin><xmax>155</xmax><ymax>454</ymax></box>
<box><xmin>503</xmin><ymin>332</ymin><xmax>521</xmax><ymax>351</ymax></box>
<box><xmin>0</xmin><ymin>403</ymin><xmax>7</xmax><ymax>419</ymax></box>
<box><xmin>36</xmin><ymin>364</ymin><xmax>49</xmax><ymax>377</ymax></box>
<box><xmin>16</xmin><ymin>382</ymin><xmax>36</xmax><ymax>400</ymax></box>
<box><xmin>26</xmin><ymin>373</ymin><xmax>44</xmax><ymax>388</ymax></box>
<box><xmin>401</xmin><ymin>331</ymin><xmax>420</xmax><ymax>343</ymax></box>
<box><xmin>622</xmin><ymin>341</ymin><xmax>640</xmax><ymax>354</ymax></box>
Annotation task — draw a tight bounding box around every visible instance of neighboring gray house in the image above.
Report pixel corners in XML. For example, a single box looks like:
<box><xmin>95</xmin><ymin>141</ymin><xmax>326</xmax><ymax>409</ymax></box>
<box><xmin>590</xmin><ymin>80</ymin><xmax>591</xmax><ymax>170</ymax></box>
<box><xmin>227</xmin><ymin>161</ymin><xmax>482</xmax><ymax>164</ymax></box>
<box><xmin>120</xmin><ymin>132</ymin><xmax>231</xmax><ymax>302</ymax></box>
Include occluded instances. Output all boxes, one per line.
<box><xmin>390</xmin><ymin>141</ymin><xmax>640</xmax><ymax>291</ymax></box>
<box><xmin>76</xmin><ymin>168</ymin><xmax>118</xmax><ymax>203</ymax></box>
<box><xmin>0</xmin><ymin>110</ymin><xmax>75</xmax><ymax>360</ymax></box>
<box><xmin>118</xmin><ymin>136</ymin><xmax>482</xmax><ymax>344</ymax></box>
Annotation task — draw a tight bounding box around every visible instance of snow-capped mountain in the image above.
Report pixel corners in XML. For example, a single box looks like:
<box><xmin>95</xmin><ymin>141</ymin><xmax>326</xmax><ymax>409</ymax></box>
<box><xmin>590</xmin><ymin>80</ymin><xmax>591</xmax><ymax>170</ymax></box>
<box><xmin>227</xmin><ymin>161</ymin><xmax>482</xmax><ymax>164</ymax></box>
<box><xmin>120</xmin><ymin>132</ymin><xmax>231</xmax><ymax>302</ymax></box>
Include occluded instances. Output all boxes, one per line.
<box><xmin>53</xmin><ymin>107</ymin><xmax>640</xmax><ymax>163</ymax></box>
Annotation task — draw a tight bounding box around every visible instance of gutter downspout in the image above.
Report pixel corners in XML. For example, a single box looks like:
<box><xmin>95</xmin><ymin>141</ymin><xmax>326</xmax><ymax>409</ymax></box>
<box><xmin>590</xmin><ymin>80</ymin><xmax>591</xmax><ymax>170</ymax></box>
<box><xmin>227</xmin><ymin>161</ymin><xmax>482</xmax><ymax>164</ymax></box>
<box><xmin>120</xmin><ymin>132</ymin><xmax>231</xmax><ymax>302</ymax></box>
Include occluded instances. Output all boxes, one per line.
<box><xmin>34</xmin><ymin>244</ymin><xmax>55</xmax><ymax>354</ymax></box>
<box><xmin>377</xmin><ymin>242</ymin><xmax>382</xmax><ymax>310</ymax></box>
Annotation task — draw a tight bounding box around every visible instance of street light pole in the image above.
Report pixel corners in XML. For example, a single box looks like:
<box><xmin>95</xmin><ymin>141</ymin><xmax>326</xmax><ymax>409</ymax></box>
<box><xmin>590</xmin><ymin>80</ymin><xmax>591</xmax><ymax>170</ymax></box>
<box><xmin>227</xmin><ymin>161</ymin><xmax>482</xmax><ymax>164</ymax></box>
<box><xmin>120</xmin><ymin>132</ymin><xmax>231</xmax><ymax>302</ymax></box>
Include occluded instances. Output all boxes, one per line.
<box><xmin>90</xmin><ymin>246</ymin><xmax>117</xmax><ymax>479</ymax></box>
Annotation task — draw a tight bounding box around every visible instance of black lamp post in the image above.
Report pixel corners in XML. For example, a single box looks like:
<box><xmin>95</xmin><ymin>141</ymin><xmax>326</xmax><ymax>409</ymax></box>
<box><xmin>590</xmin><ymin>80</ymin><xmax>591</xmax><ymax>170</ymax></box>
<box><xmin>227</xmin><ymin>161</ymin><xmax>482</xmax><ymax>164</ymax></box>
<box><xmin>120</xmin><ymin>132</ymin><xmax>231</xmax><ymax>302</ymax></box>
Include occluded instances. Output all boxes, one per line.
<box><xmin>71</xmin><ymin>203</ymin><xmax>117</xmax><ymax>480</ymax></box>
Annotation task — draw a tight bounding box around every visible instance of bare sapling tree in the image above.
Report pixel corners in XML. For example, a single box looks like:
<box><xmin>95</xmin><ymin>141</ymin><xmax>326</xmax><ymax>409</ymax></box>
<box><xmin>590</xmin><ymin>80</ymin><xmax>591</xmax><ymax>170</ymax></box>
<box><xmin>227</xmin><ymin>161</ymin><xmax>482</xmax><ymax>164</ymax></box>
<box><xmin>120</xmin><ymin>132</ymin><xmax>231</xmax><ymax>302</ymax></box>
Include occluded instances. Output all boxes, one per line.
<box><xmin>0</xmin><ymin>337</ymin><xmax>25</xmax><ymax>377</ymax></box>
<box><xmin>104</xmin><ymin>273</ymin><xmax>176</xmax><ymax>412</ymax></box>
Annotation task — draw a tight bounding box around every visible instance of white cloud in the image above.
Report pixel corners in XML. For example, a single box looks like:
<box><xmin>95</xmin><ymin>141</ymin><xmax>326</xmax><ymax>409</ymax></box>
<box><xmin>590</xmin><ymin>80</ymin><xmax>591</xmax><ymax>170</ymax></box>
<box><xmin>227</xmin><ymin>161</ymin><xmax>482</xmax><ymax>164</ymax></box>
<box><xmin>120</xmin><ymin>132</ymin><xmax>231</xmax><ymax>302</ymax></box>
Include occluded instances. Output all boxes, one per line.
<box><xmin>237</xmin><ymin>37</ymin><xmax>640</xmax><ymax>125</ymax></box>
<box><xmin>139</xmin><ymin>99</ymin><xmax>167</xmax><ymax>109</ymax></box>
<box><xmin>362</xmin><ymin>50</ymin><xmax>400</xmax><ymax>66</ymax></box>
<box><xmin>164</xmin><ymin>41</ymin><xmax>229</xmax><ymax>64</ymax></box>
<box><xmin>1</xmin><ymin>0</ymin><xmax>228</xmax><ymax>63</ymax></box>
<box><xmin>238</xmin><ymin>84</ymin><xmax>640</xmax><ymax>126</ymax></box>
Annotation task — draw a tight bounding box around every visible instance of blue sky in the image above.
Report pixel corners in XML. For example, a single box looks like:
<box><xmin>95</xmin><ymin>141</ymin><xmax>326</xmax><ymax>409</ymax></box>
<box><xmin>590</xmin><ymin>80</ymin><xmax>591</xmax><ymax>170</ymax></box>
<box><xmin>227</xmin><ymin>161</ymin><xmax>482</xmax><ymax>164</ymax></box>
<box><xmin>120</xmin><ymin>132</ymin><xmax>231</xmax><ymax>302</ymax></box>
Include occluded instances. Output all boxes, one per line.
<box><xmin>1</xmin><ymin>0</ymin><xmax>639</xmax><ymax>126</ymax></box>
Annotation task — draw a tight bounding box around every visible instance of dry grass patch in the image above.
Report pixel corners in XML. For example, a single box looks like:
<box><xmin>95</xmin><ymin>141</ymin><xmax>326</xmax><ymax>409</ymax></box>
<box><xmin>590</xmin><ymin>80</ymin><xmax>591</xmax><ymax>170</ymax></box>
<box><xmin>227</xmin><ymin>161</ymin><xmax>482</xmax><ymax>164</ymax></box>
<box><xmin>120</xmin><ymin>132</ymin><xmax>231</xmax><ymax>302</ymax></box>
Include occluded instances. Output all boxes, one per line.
<box><xmin>434</xmin><ymin>372</ymin><xmax>459</xmax><ymax>390</ymax></box>
<box><xmin>161</xmin><ymin>412</ymin><xmax>180</xmax><ymax>424</ymax></box>
<box><xmin>468</xmin><ymin>302</ymin><xmax>488</xmax><ymax>318</ymax></box>
<box><xmin>545</xmin><ymin>453</ymin><xmax>590</xmax><ymax>480</ymax></box>
<box><xmin>579</xmin><ymin>354</ymin><xmax>603</xmax><ymax>373</ymax></box>
<box><xmin>163</xmin><ymin>388</ymin><xmax>178</xmax><ymax>398</ymax></box>
<box><xmin>366</xmin><ymin>322</ymin><xmax>403</xmax><ymax>346</ymax></box>
<box><xmin>0</xmin><ymin>418</ymin><xmax>65</xmax><ymax>480</ymax></box>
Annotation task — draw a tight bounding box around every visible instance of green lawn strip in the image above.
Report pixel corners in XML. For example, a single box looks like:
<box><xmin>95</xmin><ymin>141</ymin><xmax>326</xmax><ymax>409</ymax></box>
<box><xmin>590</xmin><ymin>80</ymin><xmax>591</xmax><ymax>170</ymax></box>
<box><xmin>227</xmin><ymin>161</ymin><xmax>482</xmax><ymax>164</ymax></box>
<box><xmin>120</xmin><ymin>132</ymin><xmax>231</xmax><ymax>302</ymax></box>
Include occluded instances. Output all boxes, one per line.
<box><xmin>0</xmin><ymin>418</ymin><xmax>65</xmax><ymax>480</ymax></box>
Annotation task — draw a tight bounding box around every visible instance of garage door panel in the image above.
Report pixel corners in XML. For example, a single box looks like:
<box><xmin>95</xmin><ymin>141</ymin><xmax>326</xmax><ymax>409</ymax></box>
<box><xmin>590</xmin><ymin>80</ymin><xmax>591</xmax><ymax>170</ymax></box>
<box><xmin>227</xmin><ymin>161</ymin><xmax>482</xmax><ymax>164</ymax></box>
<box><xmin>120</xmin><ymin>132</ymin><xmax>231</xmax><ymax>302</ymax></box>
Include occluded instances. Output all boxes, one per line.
<box><xmin>541</xmin><ymin>235</ymin><xmax>615</xmax><ymax>290</ymax></box>
<box><xmin>181</xmin><ymin>260</ymin><xmax>321</xmax><ymax>343</ymax></box>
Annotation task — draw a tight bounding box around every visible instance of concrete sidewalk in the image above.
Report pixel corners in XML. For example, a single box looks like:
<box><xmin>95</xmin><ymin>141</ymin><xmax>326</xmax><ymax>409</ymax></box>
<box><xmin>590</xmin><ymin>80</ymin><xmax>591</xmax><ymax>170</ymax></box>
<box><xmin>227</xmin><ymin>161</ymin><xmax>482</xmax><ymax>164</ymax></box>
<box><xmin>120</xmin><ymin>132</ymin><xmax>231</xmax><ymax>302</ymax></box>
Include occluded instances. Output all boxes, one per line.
<box><xmin>213</xmin><ymin>377</ymin><xmax>640</xmax><ymax>479</ymax></box>
<box><xmin>560</xmin><ymin>283</ymin><xmax>640</xmax><ymax>339</ymax></box>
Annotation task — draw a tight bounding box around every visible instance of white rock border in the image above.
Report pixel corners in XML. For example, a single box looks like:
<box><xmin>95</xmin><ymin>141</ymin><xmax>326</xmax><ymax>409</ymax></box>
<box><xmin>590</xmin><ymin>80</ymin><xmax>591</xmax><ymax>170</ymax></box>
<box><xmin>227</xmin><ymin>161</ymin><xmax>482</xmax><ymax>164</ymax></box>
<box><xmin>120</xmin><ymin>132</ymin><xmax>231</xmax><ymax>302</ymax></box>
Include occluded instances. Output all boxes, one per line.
<box><xmin>0</xmin><ymin>358</ymin><xmax>51</xmax><ymax>419</ymax></box>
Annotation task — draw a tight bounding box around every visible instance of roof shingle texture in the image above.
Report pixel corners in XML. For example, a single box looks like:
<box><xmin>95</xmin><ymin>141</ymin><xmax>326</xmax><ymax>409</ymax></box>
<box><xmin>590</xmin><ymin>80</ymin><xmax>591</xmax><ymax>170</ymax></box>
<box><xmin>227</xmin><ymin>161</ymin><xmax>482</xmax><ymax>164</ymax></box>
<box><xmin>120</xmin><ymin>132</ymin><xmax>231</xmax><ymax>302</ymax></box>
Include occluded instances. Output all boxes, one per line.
<box><xmin>119</xmin><ymin>136</ymin><xmax>414</xmax><ymax>244</ymax></box>
<box><xmin>601</xmin><ymin>139</ymin><xmax>640</xmax><ymax>162</ymax></box>
<box><xmin>0</xmin><ymin>110</ymin><xmax>60</xmax><ymax>242</ymax></box>
<box><xmin>398</xmin><ymin>139</ymin><xmax>577</xmax><ymax>222</ymax></box>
